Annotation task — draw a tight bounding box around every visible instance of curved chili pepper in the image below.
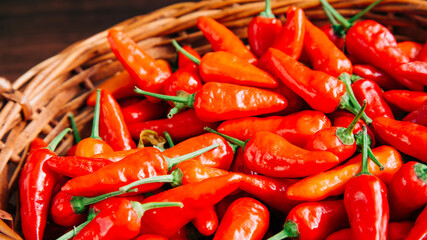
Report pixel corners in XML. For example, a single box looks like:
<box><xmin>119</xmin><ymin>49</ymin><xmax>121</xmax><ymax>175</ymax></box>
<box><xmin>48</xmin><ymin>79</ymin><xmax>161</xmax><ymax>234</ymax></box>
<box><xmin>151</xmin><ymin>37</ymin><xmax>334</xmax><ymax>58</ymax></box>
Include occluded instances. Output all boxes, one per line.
<box><xmin>136</xmin><ymin>81</ymin><xmax>287</xmax><ymax>122</ymax></box>
<box><xmin>178</xmin><ymin>45</ymin><xmax>201</xmax><ymax>70</ymax></box>
<box><xmin>176</xmin><ymin>159</ymin><xmax>229</xmax><ymax>185</ymax></box>
<box><xmin>372</xmin><ymin>117</ymin><xmax>427</xmax><ymax>163</ymax></box>
<box><xmin>61</xmin><ymin>144</ymin><xmax>218</xmax><ymax>197</ymax></box>
<box><xmin>247</xmin><ymin>0</ymin><xmax>282</xmax><ymax>58</ymax></box>
<box><xmin>86</xmin><ymin>70</ymin><xmax>137</xmax><ymax>106</ymax></box>
<box><xmin>50</xmin><ymin>191</ymin><xmax>87</xmax><ymax>227</ymax></box>
<box><xmin>213</xmin><ymin>197</ymin><xmax>269</xmax><ymax>240</ymax></box>
<box><xmin>353</xmin><ymin>64</ymin><xmax>404</xmax><ymax>90</ymax></box>
<box><xmin>73</xmin><ymin>200</ymin><xmax>182</xmax><ymax>240</ymax></box>
<box><xmin>173</xmin><ymin>41</ymin><xmax>277</xmax><ymax>88</ymax></box>
<box><xmin>402</xmin><ymin>100</ymin><xmax>427</xmax><ymax>126</ymax></box>
<box><xmin>398</xmin><ymin>41</ymin><xmax>423</xmax><ymax>60</ymax></box>
<box><xmin>270</xmin><ymin>6</ymin><xmax>305</xmax><ymax>59</ymax></box>
<box><xmin>99</xmin><ymin>89</ymin><xmax>136</xmax><ymax>151</ymax></box>
<box><xmin>46</xmin><ymin>156</ymin><xmax>113</xmax><ymax>178</ymax></box>
<box><xmin>286</xmin><ymin>145</ymin><xmax>403</xmax><ymax>201</ymax></box>
<box><xmin>383</xmin><ymin>90</ymin><xmax>427</xmax><ymax>112</ymax></box>
<box><xmin>197</xmin><ymin>16</ymin><xmax>257</xmax><ymax>64</ymax></box>
<box><xmin>206</xmin><ymin>128</ymin><xmax>339</xmax><ymax>178</ymax></box>
<box><xmin>326</xmin><ymin>221</ymin><xmax>414</xmax><ymax>240</ymax></box>
<box><xmin>394</xmin><ymin>61</ymin><xmax>427</xmax><ymax>86</ymax></box>
<box><xmin>406</xmin><ymin>205</ymin><xmax>427</xmax><ymax>240</ymax></box>
<box><xmin>388</xmin><ymin>161</ymin><xmax>427</xmax><ymax>220</ymax></box>
<box><xmin>352</xmin><ymin>78</ymin><xmax>394</xmax><ymax>119</ymax></box>
<box><xmin>268</xmin><ymin>200</ymin><xmax>349</xmax><ymax>240</ymax></box>
<box><xmin>140</xmin><ymin>173</ymin><xmax>243</xmax><ymax>238</ymax></box>
<box><xmin>128</xmin><ymin>110</ymin><xmax>218</xmax><ymax>142</ymax></box>
<box><xmin>191</xmin><ymin>206</ymin><xmax>219</xmax><ymax>236</ymax></box>
<box><xmin>122</xmin><ymin>99</ymin><xmax>169</xmax><ymax>125</ymax></box>
<box><xmin>217</xmin><ymin>110</ymin><xmax>331</xmax><ymax>148</ymax></box>
<box><xmin>346</xmin><ymin>20</ymin><xmax>424</xmax><ymax>91</ymax></box>
<box><xmin>19</xmin><ymin>128</ymin><xmax>71</xmax><ymax>240</ymax></box>
<box><xmin>108</xmin><ymin>29</ymin><xmax>171</xmax><ymax>102</ymax></box>
<box><xmin>344</xmin><ymin>126</ymin><xmax>389</xmax><ymax>240</ymax></box>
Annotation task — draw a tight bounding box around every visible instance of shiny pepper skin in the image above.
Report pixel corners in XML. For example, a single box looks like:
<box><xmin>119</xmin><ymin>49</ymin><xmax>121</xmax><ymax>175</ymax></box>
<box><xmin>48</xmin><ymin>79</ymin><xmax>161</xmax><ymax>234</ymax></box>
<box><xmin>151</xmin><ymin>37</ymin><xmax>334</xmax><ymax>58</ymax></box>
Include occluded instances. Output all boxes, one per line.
<box><xmin>382</xmin><ymin>90</ymin><xmax>427</xmax><ymax>113</ymax></box>
<box><xmin>248</xmin><ymin>15</ymin><xmax>282</xmax><ymax>58</ymax></box>
<box><xmin>352</xmin><ymin>79</ymin><xmax>394</xmax><ymax>119</ymax></box>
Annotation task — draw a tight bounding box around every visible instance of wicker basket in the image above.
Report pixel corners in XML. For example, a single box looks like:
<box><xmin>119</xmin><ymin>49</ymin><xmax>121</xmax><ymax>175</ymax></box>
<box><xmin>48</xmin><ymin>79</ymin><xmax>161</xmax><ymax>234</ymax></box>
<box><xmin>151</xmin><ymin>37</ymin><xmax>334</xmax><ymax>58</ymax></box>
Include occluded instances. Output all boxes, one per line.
<box><xmin>1</xmin><ymin>0</ymin><xmax>426</xmax><ymax>237</ymax></box>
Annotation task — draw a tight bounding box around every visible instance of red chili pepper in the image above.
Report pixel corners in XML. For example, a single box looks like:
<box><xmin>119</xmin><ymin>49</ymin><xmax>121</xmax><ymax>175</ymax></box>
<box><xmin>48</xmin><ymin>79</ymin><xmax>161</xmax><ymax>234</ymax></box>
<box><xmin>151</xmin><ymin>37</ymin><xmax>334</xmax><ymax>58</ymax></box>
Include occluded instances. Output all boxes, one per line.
<box><xmin>372</xmin><ymin>117</ymin><xmax>427</xmax><ymax>163</ymax></box>
<box><xmin>61</xmin><ymin>144</ymin><xmax>218</xmax><ymax>197</ymax></box>
<box><xmin>383</xmin><ymin>90</ymin><xmax>427</xmax><ymax>112</ymax></box>
<box><xmin>46</xmin><ymin>156</ymin><xmax>113</xmax><ymax>178</ymax></box>
<box><xmin>286</xmin><ymin>145</ymin><xmax>402</xmax><ymax>201</ymax></box>
<box><xmin>99</xmin><ymin>89</ymin><xmax>136</xmax><ymax>151</ymax></box>
<box><xmin>178</xmin><ymin>45</ymin><xmax>201</xmax><ymax>69</ymax></box>
<box><xmin>344</xmin><ymin>126</ymin><xmax>389</xmax><ymax>240</ymax></box>
<box><xmin>121</xmin><ymin>99</ymin><xmax>169</xmax><ymax>125</ymax></box>
<box><xmin>191</xmin><ymin>206</ymin><xmax>219</xmax><ymax>236</ymax></box>
<box><xmin>91</xmin><ymin>149</ymin><xmax>141</xmax><ymax>162</ymax></box>
<box><xmin>270</xmin><ymin>6</ymin><xmax>305</xmax><ymax>59</ymax></box>
<box><xmin>247</xmin><ymin>0</ymin><xmax>282</xmax><ymax>58</ymax></box>
<box><xmin>217</xmin><ymin>110</ymin><xmax>331</xmax><ymax>148</ymax></box>
<box><xmin>402</xmin><ymin>100</ymin><xmax>427</xmax><ymax>126</ymax></box>
<box><xmin>398</xmin><ymin>41</ymin><xmax>423</xmax><ymax>60</ymax></box>
<box><xmin>50</xmin><ymin>191</ymin><xmax>88</xmax><ymax>227</ymax></box>
<box><xmin>176</xmin><ymin>159</ymin><xmax>229</xmax><ymax>185</ymax></box>
<box><xmin>416</xmin><ymin>40</ymin><xmax>427</xmax><ymax>61</ymax></box>
<box><xmin>388</xmin><ymin>161</ymin><xmax>427</xmax><ymax>220</ymax></box>
<box><xmin>108</xmin><ymin>29</ymin><xmax>171</xmax><ymax>102</ymax></box>
<box><xmin>213</xmin><ymin>197</ymin><xmax>269</xmax><ymax>240</ymax></box>
<box><xmin>269</xmin><ymin>82</ymin><xmax>305</xmax><ymax>115</ymax></box>
<box><xmin>352</xmin><ymin>79</ymin><xmax>394</xmax><ymax>119</ymax></box>
<box><xmin>320</xmin><ymin>24</ymin><xmax>344</xmax><ymax>50</ymax></box>
<box><xmin>128</xmin><ymin>109</ymin><xmax>218</xmax><ymax>142</ymax></box>
<box><xmin>346</xmin><ymin>20</ymin><xmax>424</xmax><ymax>91</ymax></box>
<box><xmin>197</xmin><ymin>16</ymin><xmax>257</xmax><ymax>64</ymax></box>
<box><xmin>29</xmin><ymin>137</ymin><xmax>48</xmax><ymax>152</ymax></box>
<box><xmin>133</xmin><ymin>235</ymin><xmax>168</xmax><ymax>240</ymax></box>
<box><xmin>206</xmin><ymin>128</ymin><xmax>339</xmax><ymax>178</ymax></box>
<box><xmin>267</xmin><ymin>200</ymin><xmax>349</xmax><ymax>240</ymax></box>
<box><xmin>326</xmin><ymin>221</ymin><xmax>414</xmax><ymax>240</ymax></box>
<box><xmin>86</xmin><ymin>70</ymin><xmax>137</xmax><ymax>106</ymax></box>
<box><xmin>231</xmin><ymin>147</ymin><xmax>258</xmax><ymax>175</ymax></box>
<box><xmin>163</xmin><ymin>64</ymin><xmax>203</xmax><ymax>99</ymax></box>
<box><xmin>139</xmin><ymin>173</ymin><xmax>243</xmax><ymax>238</ymax></box>
<box><xmin>73</xmin><ymin>199</ymin><xmax>182</xmax><ymax>240</ymax></box>
<box><xmin>353</xmin><ymin>64</ymin><xmax>405</xmax><ymax>90</ymax></box>
<box><xmin>136</xmin><ymin>81</ymin><xmax>287</xmax><ymax>122</ymax></box>
<box><xmin>19</xmin><ymin>128</ymin><xmax>71</xmax><ymax>240</ymax></box>
<box><xmin>394</xmin><ymin>61</ymin><xmax>427</xmax><ymax>86</ymax></box>
<box><xmin>405</xmin><ymin>205</ymin><xmax>427</xmax><ymax>240</ymax></box>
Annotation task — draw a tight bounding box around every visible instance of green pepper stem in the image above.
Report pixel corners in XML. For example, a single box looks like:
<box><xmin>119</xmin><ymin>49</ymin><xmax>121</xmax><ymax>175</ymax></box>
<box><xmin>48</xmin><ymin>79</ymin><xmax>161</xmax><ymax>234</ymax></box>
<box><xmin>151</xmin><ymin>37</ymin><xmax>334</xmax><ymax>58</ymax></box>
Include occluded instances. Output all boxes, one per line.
<box><xmin>322</xmin><ymin>3</ymin><xmax>339</xmax><ymax>26</ymax></box>
<box><xmin>119</xmin><ymin>171</ymin><xmax>182</xmax><ymax>193</ymax></box>
<box><xmin>259</xmin><ymin>0</ymin><xmax>275</xmax><ymax>18</ymax></box>
<box><xmin>90</xmin><ymin>89</ymin><xmax>102</xmax><ymax>140</ymax></box>
<box><xmin>68</xmin><ymin>113</ymin><xmax>81</xmax><ymax>143</ymax></box>
<box><xmin>171</xmin><ymin>40</ymin><xmax>200</xmax><ymax>65</ymax></box>
<box><xmin>414</xmin><ymin>163</ymin><xmax>427</xmax><ymax>182</ymax></box>
<box><xmin>368</xmin><ymin>147</ymin><xmax>384</xmax><ymax>171</ymax></box>
<box><xmin>165</xmin><ymin>143</ymin><xmax>219</xmax><ymax>170</ymax></box>
<box><xmin>164</xmin><ymin>131</ymin><xmax>175</xmax><ymax>147</ymax></box>
<box><xmin>348</xmin><ymin>0</ymin><xmax>383</xmax><ymax>23</ymax></box>
<box><xmin>267</xmin><ymin>220</ymin><xmax>300</xmax><ymax>240</ymax></box>
<box><xmin>56</xmin><ymin>210</ymin><xmax>98</xmax><ymax>240</ymax></box>
<box><xmin>46</xmin><ymin>128</ymin><xmax>72</xmax><ymax>152</ymax></box>
<box><xmin>319</xmin><ymin>0</ymin><xmax>351</xmax><ymax>29</ymax></box>
<box><xmin>71</xmin><ymin>189</ymin><xmax>137</xmax><ymax>214</ymax></box>
<box><xmin>346</xmin><ymin>100</ymin><xmax>367</xmax><ymax>136</ymax></box>
<box><xmin>132</xmin><ymin>201</ymin><xmax>183</xmax><ymax>219</ymax></box>
<box><xmin>357</xmin><ymin>126</ymin><xmax>371</xmax><ymax>176</ymax></box>
<box><xmin>204</xmin><ymin>127</ymin><xmax>246</xmax><ymax>149</ymax></box>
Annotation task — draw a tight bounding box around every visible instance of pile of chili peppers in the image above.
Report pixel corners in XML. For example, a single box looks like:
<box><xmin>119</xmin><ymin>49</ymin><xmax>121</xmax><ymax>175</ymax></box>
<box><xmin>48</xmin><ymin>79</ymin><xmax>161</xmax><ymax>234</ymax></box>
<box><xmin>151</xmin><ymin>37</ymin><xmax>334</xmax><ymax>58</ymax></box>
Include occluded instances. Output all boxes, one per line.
<box><xmin>19</xmin><ymin>0</ymin><xmax>427</xmax><ymax>239</ymax></box>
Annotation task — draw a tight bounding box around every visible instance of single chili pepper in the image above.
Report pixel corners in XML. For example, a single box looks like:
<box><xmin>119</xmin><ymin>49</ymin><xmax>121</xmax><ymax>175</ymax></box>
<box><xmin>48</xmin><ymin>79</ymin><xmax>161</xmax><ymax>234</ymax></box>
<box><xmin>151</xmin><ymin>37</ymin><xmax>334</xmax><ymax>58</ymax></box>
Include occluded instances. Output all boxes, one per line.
<box><xmin>213</xmin><ymin>197</ymin><xmax>269</xmax><ymax>240</ymax></box>
<box><xmin>416</xmin><ymin>40</ymin><xmax>427</xmax><ymax>61</ymax></box>
<box><xmin>270</xmin><ymin>6</ymin><xmax>305</xmax><ymax>59</ymax></box>
<box><xmin>91</xmin><ymin>148</ymin><xmax>142</xmax><ymax>162</ymax></box>
<box><xmin>133</xmin><ymin>235</ymin><xmax>168</xmax><ymax>240</ymax></box>
<box><xmin>231</xmin><ymin>147</ymin><xmax>258</xmax><ymax>175</ymax></box>
<box><xmin>388</xmin><ymin>161</ymin><xmax>427</xmax><ymax>220</ymax></box>
<box><xmin>247</xmin><ymin>0</ymin><xmax>282</xmax><ymax>58</ymax></box>
<box><xmin>173</xmin><ymin>40</ymin><xmax>277</xmax><ymax>89</ymax></box>
<box><xmin>98</xmin><ymin>89</ymin><xmax>136</xmax><ymax>151</ymax></box>
<box><xmin>239</xmin><ymin>174</ymin><xmax>301</xmax><ymax>214</ymax></box>
<box><xmin>402</xmin><ymin>100</ymin><xmax>427</xmax><ymax>126</ymax></box>
<box><xmin>394</xmin><ymin>61</ymin><xmax>427</xmax><ymax>86</ymax></box>
<box><xmin>217</xmin><ymin>110</ymin><xmax>331</xmax><ymax>148</ymax></box>
<box><xmin>108</xmin><ymin>29</ymin><xmax>171</xmax><ymax>103</ymax></box>
<box><xmin>29</xmin><ymin>137</ymin><xmax>48</xmax><ymax>152</ymax></box>
<box><xmin>139</xmin><ymin>173</ymin><xmax>243</xmax><ymax>238</ymax></box>
<box><xmin>372</xmin><ymin>116</ymin><xmax>427</xmax><ymax>163</ymax></box>
<box><xmin>267</xmin><ymin>200</ymin><xmax>349</xmax><ymax>240</ymax></box>
<box><xmin>178</xmin><ymin>45</ymin><xmax>201</xmax><ymax>70</ymax></box>
<box><xmin>163</xmin><ymin>133</ymin><xmax>234</xmax><ymax>170</ymax></box>
<box><xmin>176</xmin><ymin>159</ymin><xmax>229</xmax><ymax>185</ymax></box>
<box><xmin>405</xmin><ymin>205</ymin><xmax>427</xmax><ymax>240</ymax></box>
<box><xmin>73</xmin><ymin>200</ymin><xmax>182</xmax><ymax>240</ymax></box>
<box><xmin>352</xmin><ymin>78</ymin><xmax>394</xmax><ymax>119</ymax></box>
<box><xmin>75</xmin><ymin>89</ymin><xmax>114</xmax><ymax>157</ymax></box>
<box><xmin>303</xmin><ymin>19</ymin><xmax>353</xmax><ymax>77</ymax></box>
<box><xmin>191</xmin><ymin>206</ymin><xmax>219</xmax><ymax>236</ymax></box>
<box><xmin>344</xmin><ymin>126</ymin><xmax>389</xmax><ymax>240</ymax></box>
<box><xmin>286</xmin><ymin>145</ymin><xmax>403</xmax><ymax>201</ymax></box>
<box><xmin>135</xmin><ymin>81</ymin><xmax>287</xmax><ymax>122</ymax></box>
<box><xmin>383</xmin><ymin>90</ymin><xmax>427</xmax><ymax>112</ymax></box>
<box><xmin>46</xmin><ymin>156</ymin><xmax>113</xmax><ymax>178</ymax></box>
<box><xmin>206</xmin><ymin>128</ymin><xmax>339</xmax><ymax>178</ymax></box>
<box><xmin>353</xmin><ymin>64</ymin><xmax>405</xmax><ymax>90</ymax></box>
<box><xmin>269</xmin><ymin>82</ymin><xmax>305</xmax><ymax>115</ymax></box>
<box><xmin>197</xmin><ymin>16</ymin><xmax>257</xmax><ymax>64</ymax></box>
<box><xmin>346</xmin><ymin>20</ymin><xmax>424</xmax><ymax>91</ymax></box>
<box><xmin>326</xmin><ymin>221</ymin><xmax>414</xmax><ymax>240</ymax></box>
<box><xmin>128</xmin><ymin>109</ymin><xmax>218</xmax><ymax>142</ymax></box>
<box><xmin>122</xmin><ymin>99</ymin><xmax>169</xmax><ymax>125</ymax></box>
<box><xmin>86</xmin><ymin>70</ymin><xmax>137</xmax><ymax>106</ymax></box>
<box><xmin>398</xmin><ymin>41</ymin><xmax>423</xmax><ymax>60</ymax></box>
<box><xmin>19</xmin><ymin>128</ymin><xmax>71</xmax><ymax>240</ymax></box>
<box><xmin>163</xmin><ymin>64</ymin><xmax>203</xmax><ymax>100</ymax></box>
<box><xmin>258</xmin><ymin>48</ymin><xmax>370</xmax><ymax>123</ymax></box>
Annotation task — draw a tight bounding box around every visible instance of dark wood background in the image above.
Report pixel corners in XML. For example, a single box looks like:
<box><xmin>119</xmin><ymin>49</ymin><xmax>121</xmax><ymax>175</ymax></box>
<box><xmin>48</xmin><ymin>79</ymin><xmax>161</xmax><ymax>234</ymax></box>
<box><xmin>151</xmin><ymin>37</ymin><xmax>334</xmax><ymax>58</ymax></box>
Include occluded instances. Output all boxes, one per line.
<box><xmin>0</xmin><ymin>0</ymin><xmax>197</xmax><ymax>81</ymax></box>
